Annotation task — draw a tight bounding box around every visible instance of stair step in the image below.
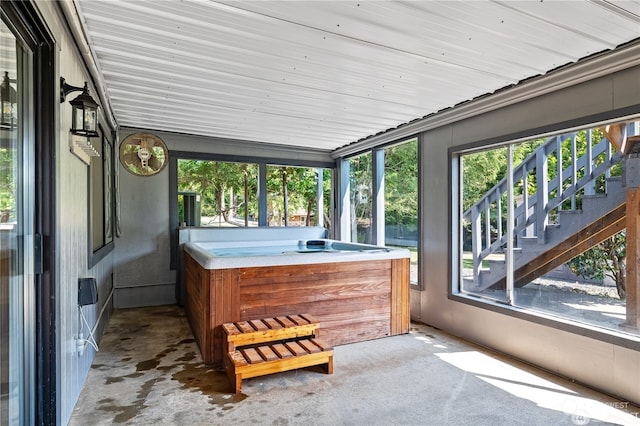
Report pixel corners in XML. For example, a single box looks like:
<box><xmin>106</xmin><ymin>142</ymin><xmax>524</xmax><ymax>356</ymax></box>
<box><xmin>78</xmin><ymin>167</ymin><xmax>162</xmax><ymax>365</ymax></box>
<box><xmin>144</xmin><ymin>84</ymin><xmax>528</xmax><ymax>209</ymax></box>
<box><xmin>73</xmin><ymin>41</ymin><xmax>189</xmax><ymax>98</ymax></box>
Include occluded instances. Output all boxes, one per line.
<box><xmin>557</xmin><ymin>209</ymin><xmax>582</xmax><ymax>215</ymax></box>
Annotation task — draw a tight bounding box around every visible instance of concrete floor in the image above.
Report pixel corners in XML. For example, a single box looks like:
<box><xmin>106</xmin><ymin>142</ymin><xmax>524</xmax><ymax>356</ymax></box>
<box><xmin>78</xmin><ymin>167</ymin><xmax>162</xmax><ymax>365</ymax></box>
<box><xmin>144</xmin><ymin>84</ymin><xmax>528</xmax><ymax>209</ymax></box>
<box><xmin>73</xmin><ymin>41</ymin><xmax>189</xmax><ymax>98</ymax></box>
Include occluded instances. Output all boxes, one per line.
<box><xmin>69</xmin><ymin>305</ymin><xmax>640</xmax><ymax>426</ymax></box>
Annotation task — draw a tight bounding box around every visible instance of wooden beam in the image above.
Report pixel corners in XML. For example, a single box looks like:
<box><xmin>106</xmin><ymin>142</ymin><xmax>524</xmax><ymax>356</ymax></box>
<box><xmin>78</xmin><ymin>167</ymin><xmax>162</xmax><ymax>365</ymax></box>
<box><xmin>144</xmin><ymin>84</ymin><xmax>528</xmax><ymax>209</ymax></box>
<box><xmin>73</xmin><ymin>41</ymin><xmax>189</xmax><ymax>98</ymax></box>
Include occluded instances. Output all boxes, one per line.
<box><xmin>514</xmin><ymin>203</ymin><xmax>627</xmax><ymax>286</ymax></box>
<box><xmin>627</xmin><ymin>135</ymin><xmax>640</xmax><ymax>153</ymax></box>
<box><xmin>488</xmin><ymin>203</ymin><xmax>626</xmax><ymax>289</ymax></box>
<box><xmin>626</xmin><ymin>188</ymin><xmax>640</xmax><ymax>330</ymax></box>
<box><xmin>601</xmin><ymin>124</ymin><xmax>629</xmax><ymax>154</ymax></box>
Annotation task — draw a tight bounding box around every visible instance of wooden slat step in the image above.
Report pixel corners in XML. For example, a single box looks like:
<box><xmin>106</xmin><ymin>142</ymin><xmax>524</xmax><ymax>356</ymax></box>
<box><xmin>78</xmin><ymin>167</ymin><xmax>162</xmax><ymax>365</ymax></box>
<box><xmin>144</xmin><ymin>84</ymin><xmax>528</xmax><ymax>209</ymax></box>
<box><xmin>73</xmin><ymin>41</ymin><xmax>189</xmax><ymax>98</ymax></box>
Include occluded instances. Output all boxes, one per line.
<box><xmin>257</xmin><ymin>345</ymin><xmax>279</xmax><ymax>362</ymax></box>
<box><xmin>223</xmin><ymin>314</ymin><xmax>320</xmax><ymax>347</ymax></box>
<box><xmin>222</xmin><ymin>314</ymin><xmax>333</xmax><ymax>393</ymax></box>
<box><xmin>297</xmin><ymin>339</ymin><xmax>321</xmax><ymax>354</ymax></box>
<box><xmin>241</xmin><ymin>348</ymin><xmax>264</xmax><ymax>364</ymax></box>
<box><xmin>223</xmin><ymin>314</ymin><xmax>318</xmax><ymax>335</ymax></box>
<box><xmin>275</xmin><ymin>316</ymin><xmax>296</xmax><ymax>328</ymax></box>
<box><xmin>222</xmin><ymin>322</ymin><xmax>242</xmax><ymax>336</ymax></box>
<box><xmin>263</xmin><ymin>317</ymin><xmax>283</xmax><ymax>329</ymax></box>
<box><xmin>227</xmin><ymin>346</ymin><xmax>334</xmax><ymax>392</ymax></box>
<box><xmin>284</xmin><ymin>341</ymin><xmax>308</xmax><ymax>357</ymax></box>
<box><xmin>249</xmin><ymin>319</ymin><xmax>269</xmax><ymax>331</ymax></box>
<box><xmin>288</xmin><ymin>314</ymin><xmax>309</xmax><ymax>326</ymax></box>
<box><xmin>271</xmin><ymin>343</ymin><xmax>294</xmax><ymax>359</ymax></box>
<box><xmin>231</xmin><ymin>338</ymin><xmax>333</xmax><ymax>366</ymax></box>
<box><xmin>228</xmin><ymin>351</ymin><xmax>248</xmax><ymax>368</ymax></box>
<box><xmin>310</xmin><ymin>338</ymin><xmax>330</xmax><ymax>351</ymax></box>
<box><xmin>236</xmin><ymin>321</ymin><xmax>255</xmax><ymax>334</ymax></box>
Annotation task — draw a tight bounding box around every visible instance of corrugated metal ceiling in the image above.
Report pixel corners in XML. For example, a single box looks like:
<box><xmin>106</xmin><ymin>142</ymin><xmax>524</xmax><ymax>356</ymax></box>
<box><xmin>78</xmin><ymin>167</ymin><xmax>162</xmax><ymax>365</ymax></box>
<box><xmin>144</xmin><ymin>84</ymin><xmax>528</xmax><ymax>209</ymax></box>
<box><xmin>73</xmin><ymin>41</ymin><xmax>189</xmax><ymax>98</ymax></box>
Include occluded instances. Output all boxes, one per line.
<box><xmin>73</xmin><ymin>0</ymin><xmax>640</xmax><ymax>152</ymax></box>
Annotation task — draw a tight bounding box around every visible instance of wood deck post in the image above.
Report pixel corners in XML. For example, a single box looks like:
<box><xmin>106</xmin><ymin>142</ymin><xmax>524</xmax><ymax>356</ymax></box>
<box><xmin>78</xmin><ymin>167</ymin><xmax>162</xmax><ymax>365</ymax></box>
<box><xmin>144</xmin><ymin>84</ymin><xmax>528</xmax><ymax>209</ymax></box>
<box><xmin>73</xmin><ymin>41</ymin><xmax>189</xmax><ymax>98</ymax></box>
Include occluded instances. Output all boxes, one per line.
<box><xmin>626</xmin><ymin>187</ymin><xmax>640</xmax><ymax>330</ymax></box>
<box><xmin>622</xmin><ymin>135</ymin><xmax>640</xmax><ymax>331</ymax></box>
<box><xmin>606</xmin><ymin>126</ymin><xmax>639</xmax><ymax>331</ymax></box>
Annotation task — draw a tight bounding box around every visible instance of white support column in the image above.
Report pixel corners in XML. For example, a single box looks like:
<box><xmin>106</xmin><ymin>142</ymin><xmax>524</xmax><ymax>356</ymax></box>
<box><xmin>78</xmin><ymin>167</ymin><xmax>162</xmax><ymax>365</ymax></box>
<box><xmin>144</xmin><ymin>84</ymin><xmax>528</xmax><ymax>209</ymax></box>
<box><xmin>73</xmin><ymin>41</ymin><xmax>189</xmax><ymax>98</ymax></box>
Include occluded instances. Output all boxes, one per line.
<box><xmin>506</xmin><ymin>144</ymin><xmax>515</xmax><ymax>304</ymax></box>
<box><xmin>372</xmin><ymin>148</ymin><xmax>385</xmax><ymax>245</ymax></box>
<box><xmin>338</xmin><ymin>159</ymin><xmax>351</xmax><ymax>241</ymax></box>
<box><xmin>258</xmin><ymin>163</ymin><xmax>267</xmax><ymax>226</ymax></box>
<box><xmin>316</xmin><ymin>168</ymin><xmax>324</xmax><ymax>228</ymax></box>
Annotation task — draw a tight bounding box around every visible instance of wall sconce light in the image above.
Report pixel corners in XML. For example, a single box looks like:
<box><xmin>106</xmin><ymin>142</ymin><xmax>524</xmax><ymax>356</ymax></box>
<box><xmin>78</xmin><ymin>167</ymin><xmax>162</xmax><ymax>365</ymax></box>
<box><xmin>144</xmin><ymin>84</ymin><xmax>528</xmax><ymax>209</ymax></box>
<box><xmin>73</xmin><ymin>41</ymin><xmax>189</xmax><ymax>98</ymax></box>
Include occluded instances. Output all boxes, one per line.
<box><xmin>1</xmin><ymin>71</ymin><xmax>17</xmax><ymax>130</ymax></box>
<box><xmin>60</xmin><ymin>77</ymin><xmax>99</xmax><ymax>138</ymax></box>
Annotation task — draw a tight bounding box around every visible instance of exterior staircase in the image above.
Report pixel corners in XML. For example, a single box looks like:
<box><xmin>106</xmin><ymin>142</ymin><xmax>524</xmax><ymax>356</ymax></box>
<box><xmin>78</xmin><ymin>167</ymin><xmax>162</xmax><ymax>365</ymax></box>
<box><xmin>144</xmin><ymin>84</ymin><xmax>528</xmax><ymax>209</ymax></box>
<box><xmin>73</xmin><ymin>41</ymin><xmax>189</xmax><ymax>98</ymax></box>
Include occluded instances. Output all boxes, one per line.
<box><xmin>463</xmin><ymin>123</ymin><xmax>638</xmax><ymax>292</ymax></box>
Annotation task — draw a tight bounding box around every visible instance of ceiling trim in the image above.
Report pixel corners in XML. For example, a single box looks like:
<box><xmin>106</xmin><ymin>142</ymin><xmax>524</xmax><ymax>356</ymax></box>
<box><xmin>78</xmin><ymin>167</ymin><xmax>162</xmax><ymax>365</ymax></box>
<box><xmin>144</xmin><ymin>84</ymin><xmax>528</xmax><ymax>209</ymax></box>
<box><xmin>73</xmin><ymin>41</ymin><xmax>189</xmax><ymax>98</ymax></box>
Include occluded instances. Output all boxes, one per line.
<box><xmin>120</xmin><ymin>126</ymin><xmax>335</xmax><ymax>168</ymax></box>
<box><xmin>58</xmin><ymin>0</ymin><xmax>118</xmax><ymax>129</ymax></box>
<box><xmin>331</xmin><ymin>39</ymin><xmax>640</xmax><ymax>159</ymax></box>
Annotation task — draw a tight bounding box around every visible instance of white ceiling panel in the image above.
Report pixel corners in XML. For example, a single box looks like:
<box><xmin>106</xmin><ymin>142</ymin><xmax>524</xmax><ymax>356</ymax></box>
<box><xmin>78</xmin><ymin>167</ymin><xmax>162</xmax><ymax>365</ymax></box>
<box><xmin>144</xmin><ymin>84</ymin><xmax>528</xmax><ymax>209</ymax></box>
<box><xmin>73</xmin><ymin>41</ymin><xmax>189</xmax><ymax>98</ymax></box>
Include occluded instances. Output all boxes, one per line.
<box><xmin>73</xmin><ymin>0</ymin><xmax>640</xmax><ymax>151</ymax></box>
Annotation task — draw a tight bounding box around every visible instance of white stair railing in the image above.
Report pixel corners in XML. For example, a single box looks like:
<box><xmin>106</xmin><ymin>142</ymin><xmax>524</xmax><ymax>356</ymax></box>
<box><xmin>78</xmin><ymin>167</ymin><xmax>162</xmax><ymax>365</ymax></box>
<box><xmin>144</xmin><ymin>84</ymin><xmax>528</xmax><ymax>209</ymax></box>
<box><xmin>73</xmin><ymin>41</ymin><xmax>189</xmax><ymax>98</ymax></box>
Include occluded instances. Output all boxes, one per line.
<box><xmin>463</xmin><ymin>123</ymin><xmax>637</xmax><ymax>284</ymax></box>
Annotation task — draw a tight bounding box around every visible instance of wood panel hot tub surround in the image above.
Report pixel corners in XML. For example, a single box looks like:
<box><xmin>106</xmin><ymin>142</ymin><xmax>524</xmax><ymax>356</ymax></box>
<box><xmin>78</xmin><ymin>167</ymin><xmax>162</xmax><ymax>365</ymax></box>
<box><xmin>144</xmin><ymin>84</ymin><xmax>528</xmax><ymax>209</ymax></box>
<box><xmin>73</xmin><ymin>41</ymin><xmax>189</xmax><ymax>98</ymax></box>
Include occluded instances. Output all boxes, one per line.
<box><xmin>184</xmin><ymin>252</ymin><xmax>410</xmax><ymax>366</ymax></box>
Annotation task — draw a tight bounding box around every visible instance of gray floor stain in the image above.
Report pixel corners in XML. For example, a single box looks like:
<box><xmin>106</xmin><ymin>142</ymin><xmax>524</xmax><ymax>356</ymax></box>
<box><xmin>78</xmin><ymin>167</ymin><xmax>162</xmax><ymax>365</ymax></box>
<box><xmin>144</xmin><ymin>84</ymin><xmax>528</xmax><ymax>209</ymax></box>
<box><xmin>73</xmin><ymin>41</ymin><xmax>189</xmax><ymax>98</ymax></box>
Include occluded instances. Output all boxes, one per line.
<box><xmin>70</xmin><ymin>305</ymin><xmax>639</xmax><ymax>426</ymax></box>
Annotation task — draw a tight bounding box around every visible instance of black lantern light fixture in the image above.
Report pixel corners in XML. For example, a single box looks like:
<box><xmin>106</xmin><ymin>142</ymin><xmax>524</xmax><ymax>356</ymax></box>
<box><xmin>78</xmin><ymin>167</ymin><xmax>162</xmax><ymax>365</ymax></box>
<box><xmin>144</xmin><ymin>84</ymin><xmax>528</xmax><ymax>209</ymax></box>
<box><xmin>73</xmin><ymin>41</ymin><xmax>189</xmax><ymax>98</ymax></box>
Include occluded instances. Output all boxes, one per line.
<box><xmin>60</xmin><ymin>77</ymin><xmax>99</xmax><ymax>138</ymax></box>
<box><xmin>1</xmin><ymin>71</ymin><xmax>17</xmax><ymax>130</ymax></box>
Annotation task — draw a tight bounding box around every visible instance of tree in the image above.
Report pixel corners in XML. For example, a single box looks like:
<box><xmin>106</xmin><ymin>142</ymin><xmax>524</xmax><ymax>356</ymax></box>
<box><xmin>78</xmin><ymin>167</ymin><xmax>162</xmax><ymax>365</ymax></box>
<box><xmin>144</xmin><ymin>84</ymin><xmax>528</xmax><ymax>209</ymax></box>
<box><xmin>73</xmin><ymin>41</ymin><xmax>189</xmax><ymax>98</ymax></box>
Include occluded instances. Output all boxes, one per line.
<box><xmin>349</xmin><ymin>152</ymin><xmax>372</xmax><ymax>243</ymax></box>
<box><xmin>384</xmin><ymin>140</ymin><xmax>417</xmax><ymax>228</ymax></box>
<box><xmin>286</xmin><ymin>167</ymin><xmax>321</xmax><ymax>226</ymax></box>
<box><xmin>178</xmin><ymin>159</ymin><xmax>257</xmax><ymax>224</ymax></box>
<box><xmin>567</xmin><ymin>231</ymin><xmax>626</xmax><ymax>299</ymax></box>
<box><xmin>266</xmin><ymin>165</ymin><xmax>324</xmax><ymax>226</ymax></box>
<box><xmin>0</xmin><ymin>147</ymin><xmax>15</xmax><ymax>222</ymax></box>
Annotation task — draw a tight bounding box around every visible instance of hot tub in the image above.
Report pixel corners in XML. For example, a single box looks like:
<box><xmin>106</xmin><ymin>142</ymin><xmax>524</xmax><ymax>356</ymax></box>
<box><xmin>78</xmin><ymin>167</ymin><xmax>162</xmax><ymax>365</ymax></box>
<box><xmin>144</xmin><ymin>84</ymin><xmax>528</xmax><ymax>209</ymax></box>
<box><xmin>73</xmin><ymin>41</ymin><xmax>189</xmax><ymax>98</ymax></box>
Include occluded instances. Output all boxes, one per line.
<box><xmin>182</xmin><ymin>234</ymin><xmax>410</xmax><ymax>366</ymax></box>
<box><xmin>184</xmin><ymin>238</ymin><xmax>406</xmax><ymax>268</ymax></box>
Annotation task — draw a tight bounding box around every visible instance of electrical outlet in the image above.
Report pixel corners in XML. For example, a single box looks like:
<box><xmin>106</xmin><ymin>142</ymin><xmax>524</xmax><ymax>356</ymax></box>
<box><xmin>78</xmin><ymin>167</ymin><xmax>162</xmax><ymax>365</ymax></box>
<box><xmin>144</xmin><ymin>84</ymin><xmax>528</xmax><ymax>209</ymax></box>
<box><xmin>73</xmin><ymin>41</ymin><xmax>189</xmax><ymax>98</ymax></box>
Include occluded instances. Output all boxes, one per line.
<box><xmin>76</xmin><ymin>333</ymin><xmax>85</xmax><ymax>356</ymax></box>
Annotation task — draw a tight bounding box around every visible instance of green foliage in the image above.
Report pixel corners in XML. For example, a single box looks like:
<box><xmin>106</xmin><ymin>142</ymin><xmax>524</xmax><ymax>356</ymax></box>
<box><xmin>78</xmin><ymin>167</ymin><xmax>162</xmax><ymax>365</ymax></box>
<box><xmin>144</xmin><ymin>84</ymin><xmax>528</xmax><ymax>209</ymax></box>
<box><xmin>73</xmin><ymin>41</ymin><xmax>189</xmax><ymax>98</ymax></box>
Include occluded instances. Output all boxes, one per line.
<box><xmin>462</xmin><ymin>140</ymin><xmax>545</xmax><ymax>212</ymax></box>
<box><xmin>461</xmin><ymin>128</ymin><xmax>617</xmax><ymax>213</ymax></box>
<box><xmin>384</xmin><ymin>140</ymin><xmax>417</xmax><ymax>227</ymax></box>
<box><xmin>462</xmin><ymin>147</ymin><xmax>507</xmax><ymax>212</ymax></box>
<box><xmin>462</xmin><ymin>126</ymin><xmax>628</xmax><ymax>298</ymax></box>
<box><xmin>178</xmin><ymin>160</ymin><xmax>258</xmax><ymax>219</ymax></box>
<box><xmin>267</xmin><ymin>166</ymin><xmax>321</xmax><ymax>225</ymax></box>
<box><xmin>346</xmin><ymin>139</ymin><xmax>419</xmax><ymax>242</ymax></box>
<box><xmin>0</xmin><ymin>147</ymin><xmax>16</xmax><ymax>221</ymax></box>
<box><xmin>178</xmin><ymin>159</ymin><xmax>329</xmax><ymax>226</ymax></box>
<box><xmin>349</xmin><ymin>152</ymin><xmax>372</xmax><ymax>226</ymax></box>
<box><xmin>567</xmin><ymin>231</ymin><xmax>626</xmax><ymax>299</ymax></box>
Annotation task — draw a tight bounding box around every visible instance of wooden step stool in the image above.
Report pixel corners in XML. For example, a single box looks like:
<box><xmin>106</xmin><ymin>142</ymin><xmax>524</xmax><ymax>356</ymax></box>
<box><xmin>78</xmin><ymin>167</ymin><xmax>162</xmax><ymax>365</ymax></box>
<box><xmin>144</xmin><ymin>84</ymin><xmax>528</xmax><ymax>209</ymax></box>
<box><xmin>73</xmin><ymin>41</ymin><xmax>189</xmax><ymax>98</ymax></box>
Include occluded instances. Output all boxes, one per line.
<box><xmin>222</xmin><ymin>314</ymin><xmax>333</xmax><ymax>393</ymax></box>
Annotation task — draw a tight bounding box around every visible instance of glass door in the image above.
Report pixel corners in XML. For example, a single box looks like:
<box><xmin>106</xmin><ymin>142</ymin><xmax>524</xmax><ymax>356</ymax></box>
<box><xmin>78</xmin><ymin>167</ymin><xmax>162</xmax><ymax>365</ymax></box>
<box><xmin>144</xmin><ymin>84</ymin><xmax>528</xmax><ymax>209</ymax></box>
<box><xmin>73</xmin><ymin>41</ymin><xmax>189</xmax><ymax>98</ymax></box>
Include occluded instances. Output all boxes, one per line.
<box><xmin>1</xmin><ymin>15</ymin><xmax>34</xmax><ymax>425</ymax></box>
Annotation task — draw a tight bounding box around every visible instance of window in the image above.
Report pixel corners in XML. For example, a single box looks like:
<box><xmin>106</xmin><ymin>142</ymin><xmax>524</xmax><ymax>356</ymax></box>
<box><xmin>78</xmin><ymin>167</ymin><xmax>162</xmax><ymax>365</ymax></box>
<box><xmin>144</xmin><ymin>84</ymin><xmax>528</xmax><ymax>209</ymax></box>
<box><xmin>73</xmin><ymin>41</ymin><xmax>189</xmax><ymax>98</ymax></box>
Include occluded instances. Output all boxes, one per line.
<box><xmin>178</xmin><ymin>159</ymin><xmax>259</xmax><ymax>227</ymax></box>
<box><xmin>89</xmin><ymin>129</ymin><xmax>115</xmax><ymax>266</ymax></box>
<box><xmin>347</xmin><ymin>152</ymin><xmax>372</xmax><ymax>243</ymax></box>
<box><xmin>342</xmin><ymin>138</ymin><xmax>419</xmax><ymax>285</ymax></box>
<box><xmin>1</xmin><ymin>15</ymin><xmax>33</xmax><ymax>424</ymax></box>
<box><xmin>455</xmin><ymin>119</ymin><xmax>640</xmax><ymax>336</ymax></box>
<box><xmin>175</xmin><ymin>157</ymin><xmax>332</xmax><ymax>229</ymax></box>
<box><xmin>266</xmin><ymin>165</ymin><xmax>329</xmax><ymax>227</ymax></box>
<box><xmin>384</xmin><ymin>139</ymin><xmax>418</xmax><ymax>286</ymax></box>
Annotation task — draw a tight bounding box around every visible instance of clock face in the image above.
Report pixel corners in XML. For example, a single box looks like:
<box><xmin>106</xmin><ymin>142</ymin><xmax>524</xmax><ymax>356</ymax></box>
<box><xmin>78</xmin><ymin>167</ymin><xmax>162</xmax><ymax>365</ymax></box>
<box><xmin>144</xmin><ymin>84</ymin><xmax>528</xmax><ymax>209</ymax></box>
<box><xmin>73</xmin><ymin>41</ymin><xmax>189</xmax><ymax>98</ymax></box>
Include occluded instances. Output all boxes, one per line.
<box><xmin>119</xmin><ymin>133</ymin><xmax>168</xmax><ymax>176</ymax></box>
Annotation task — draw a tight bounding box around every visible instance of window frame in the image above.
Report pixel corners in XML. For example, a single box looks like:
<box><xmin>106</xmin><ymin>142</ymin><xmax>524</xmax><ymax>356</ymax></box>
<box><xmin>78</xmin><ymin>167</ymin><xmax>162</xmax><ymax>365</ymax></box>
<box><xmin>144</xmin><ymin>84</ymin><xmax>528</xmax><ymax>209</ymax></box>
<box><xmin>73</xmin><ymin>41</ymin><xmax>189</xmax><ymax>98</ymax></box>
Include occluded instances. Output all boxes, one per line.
<box><xmin>88</xmin><ymin>127</ymin><xmax>115</xmax><ymax>268</ymax></box>
<box><xmin>338</xmin><ymin>136</ymin><xmax>421</xmax><ymax>288</ymax></box>
<box><xmin>168</xmin><ymin>150</ymin><xmax>335</xmax><ymax>269</ymax></box>
<box><xmin>448</xmin><ymin>109</ymin><xmax>640</xmax><ymax>351</ymax></box>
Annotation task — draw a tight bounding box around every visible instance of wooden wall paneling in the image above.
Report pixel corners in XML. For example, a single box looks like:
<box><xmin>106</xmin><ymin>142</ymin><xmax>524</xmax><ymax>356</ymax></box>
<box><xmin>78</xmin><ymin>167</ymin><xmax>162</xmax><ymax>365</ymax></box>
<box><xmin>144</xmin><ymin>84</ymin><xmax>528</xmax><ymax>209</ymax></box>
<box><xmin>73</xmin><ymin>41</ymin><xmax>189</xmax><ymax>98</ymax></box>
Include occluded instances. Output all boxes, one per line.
<box><xmin>210</xmin><ymin>269</ymin><xmax>241</xmax><ymax>365</ymax></box>
<box><xmin>237</xmin><ymin>260</ymin><xmax>395</xmax><ymax>346</ymax></box>
<box><xmin>391</xmin><ymin>258</ymin><xmax>411</xmax><ymax>335</ymax></box>
<box><xmin>209</xmin><ymin>270</ymin><xmax>221</xmax><ymax>366</ymax></box>
<box><xmin>185</xmin><ymin>255</ymin><xmax>410</xmax><ymax>366</ymax></box>
<box><xmin>184</xmin><ymin>253</ymin><xmax>210</xmax><ymax>363</ymax></box>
